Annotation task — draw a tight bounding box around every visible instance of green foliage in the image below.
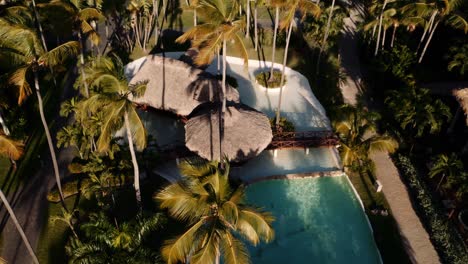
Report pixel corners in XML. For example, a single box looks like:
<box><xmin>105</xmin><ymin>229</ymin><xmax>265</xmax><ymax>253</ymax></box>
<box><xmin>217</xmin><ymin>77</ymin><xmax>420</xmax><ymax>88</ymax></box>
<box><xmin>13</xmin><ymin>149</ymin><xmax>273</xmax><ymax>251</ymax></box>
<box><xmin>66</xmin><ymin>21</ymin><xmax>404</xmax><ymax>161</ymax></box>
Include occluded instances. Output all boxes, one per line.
<box><xmin>269</xmin><ymin>117</ymin><xmax>295</xmax><ymax>132</ymax></box>
<box><xmin>372</xmin><ymin>44</ymin><xmax>416</xmax><ymax>86</ymax></box>
<box><xmin>303</xmin><ymin>3</ymin><xmax>347</xmax><ymax>49</ymax></box>
<box><xmin>445</xmin><ymin>40</ymin><xmax>468</xmax><ymax>76</ymax></box>
<box><xmin>394</xmin><ymin>154</ymin><xmax>468</xmax><ymax>264</ymax></box>
<box><xmin>66</xmin><ymin>211</ymin><xmax>166</xmax><ymax>263</ymax></box>
<box><xmin>332</xmin><ymin>104</ymin><xmax>398</xmax><ymax>172</ymax></box>
<box><xmin>385</xmin><ymin>88</ymin><xmax>452</xmax><ymax>137</ymax></box>
<box><xmin>255</xmin><ymin>70</ymin><xmax>284</xmax><ymax>88</ymax></box>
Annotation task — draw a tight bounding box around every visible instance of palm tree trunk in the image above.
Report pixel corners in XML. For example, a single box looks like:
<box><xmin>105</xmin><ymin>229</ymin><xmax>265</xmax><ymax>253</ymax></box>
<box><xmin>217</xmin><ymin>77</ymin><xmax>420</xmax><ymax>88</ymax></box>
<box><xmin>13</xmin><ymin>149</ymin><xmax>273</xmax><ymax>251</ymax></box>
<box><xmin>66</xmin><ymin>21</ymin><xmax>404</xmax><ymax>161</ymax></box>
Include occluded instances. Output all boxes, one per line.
<box><xmin>374</xmin><ymin>0</ymin><xmax>387</xmax><ymax>56</ymax></box>
<box><xmin>34</xmin><ymin>72</ymin><xmax>65</xmax><ymax>205</ymax></box>
<box><xmin>275</xmin><ymin>19</ymin><xmax>293</xmax><ymax>127</ymax></box>
<box><xmin>78</xmin><ymin>31</ymin><xmax>90</xmax><ymax>98</ymax></box>
<box><xmin>0</xmin><ymin>110</ymin><xmax>10</xmax><ymax>136</ymax></box>
<box><xmin>390</xmin><ymin>25</ymin><xmax>397</xmax><ymax>48</ymax></box>
<box><xmin>254</xmin><ymin>0</ymin><xmax>258</xmax><ymax>51</ymax></box>
<box><xmin>217</xmin><ymin>47</ymin><xmax>221</xmax><ymax>75</ymax></box>
<box><xmin>124</xmin><ymin>111</ymin><xmax>142</xmax><ymax>210</ymax></box>
<box><xmin>419</xmin><ymin>20</ymin><xmax>439</xmax><ymax>63</ymax></box>
<box><xmin>245</xmin><ymin>0</ymin><xmax>250</xmax><ymax>38</ymax></box>
<box><xmin>194</xmin><ymin>8</ymin><xmax>197</xmax><ymax>27</ymax></box>
<box><xmin>317</xmin><ymin>0</ymin><xmax>336</xmax><ymax>64</ymax></box>
<box><xmin>381</xmin><ymin>27</ymin><xmax>387</xmax><ymax>50</ymax></box>
<box><xmin>269</xmin><ymin>6</ymin><xmax>279</xmax><ymax>80</ymax></box>
<box><xmin>222</xmin><ymin>38</ymin><xmax>227</xmax><ymax>115</ymax></box>
<box><xmin>436</xmin><ymin>173</ymin><xmax>446</xmax><ymax>191</ymax></box>
<box><xmin>0</xmin><ymin>189</ymin><xmax>39</xmax><ymax>264</ymax></box>
<box><xmin>31</xmin><ymin>0</ymin><xmax>48</xmax><ymax>52</ymax></box>
<box><xmin>417</xmin><ymin>11</ymin><xmax>437</xmax><ymax>54</ymax></box>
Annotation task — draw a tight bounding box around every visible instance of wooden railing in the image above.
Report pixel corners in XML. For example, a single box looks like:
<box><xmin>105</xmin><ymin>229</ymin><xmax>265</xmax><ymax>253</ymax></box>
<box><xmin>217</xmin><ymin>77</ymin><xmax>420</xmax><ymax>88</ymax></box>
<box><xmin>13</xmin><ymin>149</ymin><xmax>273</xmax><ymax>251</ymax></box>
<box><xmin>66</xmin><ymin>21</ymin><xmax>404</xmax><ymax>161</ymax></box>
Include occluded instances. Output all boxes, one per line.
<box><xmin>269</xmin><ymin>130</ymin><xmax>338</xmax><ymax>149</ymax></box>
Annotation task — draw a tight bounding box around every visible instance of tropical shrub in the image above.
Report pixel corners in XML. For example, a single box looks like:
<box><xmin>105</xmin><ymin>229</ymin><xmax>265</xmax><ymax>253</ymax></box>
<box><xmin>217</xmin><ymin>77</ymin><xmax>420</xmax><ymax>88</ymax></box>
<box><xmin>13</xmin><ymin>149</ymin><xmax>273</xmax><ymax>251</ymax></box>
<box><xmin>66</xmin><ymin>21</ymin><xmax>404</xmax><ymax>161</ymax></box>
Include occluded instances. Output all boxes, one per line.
<box><xmin>270</xmin><ymin>117</ymin><xmax>295</xmax><ymax>132</ymax></box>
<box><xmin>445</xmin><ymin>40</ymin><xmax>468</xmax><ymax>77</ymax></box>
<box><xmin>393</xmin><ymin>154</ymin><xmax>468</xmax><ymax>264</ymax></box>
<box><xmin>255</xmin><ymin>70</ymin><xmax>284</xmax><ymax>88</ymax></box>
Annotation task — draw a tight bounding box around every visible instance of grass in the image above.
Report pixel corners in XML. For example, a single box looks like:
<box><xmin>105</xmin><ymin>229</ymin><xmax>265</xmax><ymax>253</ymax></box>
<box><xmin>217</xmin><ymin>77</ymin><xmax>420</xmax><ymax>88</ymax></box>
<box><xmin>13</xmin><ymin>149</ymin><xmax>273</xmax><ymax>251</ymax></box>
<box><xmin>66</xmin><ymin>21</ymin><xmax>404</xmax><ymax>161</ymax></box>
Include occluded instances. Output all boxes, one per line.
<box><xmin>348</xmin><ymin>172</ymin><xmax>411</xmax><ymax>264</ymax></box>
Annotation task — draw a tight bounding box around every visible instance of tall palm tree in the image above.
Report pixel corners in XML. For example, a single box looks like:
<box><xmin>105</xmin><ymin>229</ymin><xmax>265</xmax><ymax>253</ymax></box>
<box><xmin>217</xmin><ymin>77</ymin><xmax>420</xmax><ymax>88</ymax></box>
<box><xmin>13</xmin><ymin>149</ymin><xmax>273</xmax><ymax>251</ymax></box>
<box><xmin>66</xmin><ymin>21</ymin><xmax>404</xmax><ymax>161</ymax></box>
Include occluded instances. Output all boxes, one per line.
<box><xmin>429</xmin><ymin>153</ymin><xmax>463</xmax><ymax>191</ymax></box>
<box><xmin>268</xmin><ymin>0</ymin><xmax>287</xmax><ymax>80</ymax></box>
<box><xmin>402</xmin><ymin>0</ymin><xmax>468</xmax><ymax>63</ymax></box>
<box><xmin>316</xmin><ymin>0</ymin><xmax>336</xmax><ymax>67</ymax></box>
<box><xmin>332</xmin><ymin>105</ymin><xmax>398</xmax><ymax>172</ymax></box>
<box><xmin>78</xmin><ymin>56</ymin><xmax>148</xmax><ymax>209</ymax></box>
<box><xmin>40</xmin><ymin>0</ymin><xmax>104</xmax><ymax>98</ymax></box>
<box><xmin>155</xmin><ymin>159</ymin><xmax>274</xmax><ymax>264</ymax></box>
<box><xmin>275</xmin><ymin>0</ymin><xmax>320</xmax><ymax>127</ymax></box>
<box><xmin>0</xmin><ymin>133</ymin><xmax>38</xmax><ymax>264</ymax></box>
<box><xmin>0</xmin><ymin>22</ymin><xmax>80</xmax><ymax>204</ymax></box>
<box><xmin>177</xmin><ymin>0</ymin><xmax>248</xmax><ymax>161</ymax></box>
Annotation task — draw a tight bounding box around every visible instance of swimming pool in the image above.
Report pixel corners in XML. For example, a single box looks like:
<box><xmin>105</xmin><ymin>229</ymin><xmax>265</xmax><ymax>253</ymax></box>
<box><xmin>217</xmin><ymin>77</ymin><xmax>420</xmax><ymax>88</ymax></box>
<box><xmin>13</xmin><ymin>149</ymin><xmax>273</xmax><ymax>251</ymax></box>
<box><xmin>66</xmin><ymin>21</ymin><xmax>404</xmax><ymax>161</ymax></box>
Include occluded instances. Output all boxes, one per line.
<box><xmin>245</xmin><ymin>176</ymin><xmax>381</xmax><ymax>264</ymax></box>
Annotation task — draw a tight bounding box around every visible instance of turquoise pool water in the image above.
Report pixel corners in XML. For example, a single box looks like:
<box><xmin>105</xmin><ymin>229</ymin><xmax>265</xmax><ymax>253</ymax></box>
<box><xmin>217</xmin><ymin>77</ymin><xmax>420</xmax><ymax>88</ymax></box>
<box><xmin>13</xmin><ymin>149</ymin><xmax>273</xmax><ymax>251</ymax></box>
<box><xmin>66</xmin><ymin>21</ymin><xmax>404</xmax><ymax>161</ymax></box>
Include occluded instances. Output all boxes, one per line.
<box><xmin>245</xmin><ymin>176</ymin><xmax>381</xmax><ymax>264</ymax></box>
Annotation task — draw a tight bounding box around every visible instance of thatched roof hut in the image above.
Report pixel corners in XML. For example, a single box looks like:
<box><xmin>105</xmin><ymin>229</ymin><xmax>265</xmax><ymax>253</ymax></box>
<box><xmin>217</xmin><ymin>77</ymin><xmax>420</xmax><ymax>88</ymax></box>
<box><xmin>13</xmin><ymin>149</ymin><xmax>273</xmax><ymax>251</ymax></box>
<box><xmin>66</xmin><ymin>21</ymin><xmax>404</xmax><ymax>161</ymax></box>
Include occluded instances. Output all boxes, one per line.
<box><xmin>129</xmin><ymin>55</ymin><xmax>239</xmax><ymax>116</ymax></box>
<box><xmin>453</xmin><ymin>88</ymin><xmax>468</xmax><ymax>126</ymax></box>
<box><xmin>185</xmin><ymin>104</ymin><xmax>273</xmax><ymax>162</ymax></box>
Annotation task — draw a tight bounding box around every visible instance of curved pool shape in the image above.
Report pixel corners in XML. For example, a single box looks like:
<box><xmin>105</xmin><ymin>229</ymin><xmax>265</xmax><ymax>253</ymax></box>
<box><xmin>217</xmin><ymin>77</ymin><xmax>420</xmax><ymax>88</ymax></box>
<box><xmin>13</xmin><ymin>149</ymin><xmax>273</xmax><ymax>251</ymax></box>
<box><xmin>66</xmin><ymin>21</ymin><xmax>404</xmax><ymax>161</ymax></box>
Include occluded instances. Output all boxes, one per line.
<box><xmin>245</xmin><ymin>176</ymin><xmax>381</xmax><ymax>264</ymax></box>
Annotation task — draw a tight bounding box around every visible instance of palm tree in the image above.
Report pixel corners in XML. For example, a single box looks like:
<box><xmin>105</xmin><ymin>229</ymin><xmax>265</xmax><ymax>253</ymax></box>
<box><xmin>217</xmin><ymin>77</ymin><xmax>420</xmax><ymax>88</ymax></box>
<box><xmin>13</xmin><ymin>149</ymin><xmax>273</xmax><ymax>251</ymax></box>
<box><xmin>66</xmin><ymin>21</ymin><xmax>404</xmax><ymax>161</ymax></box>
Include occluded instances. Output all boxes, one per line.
<box><xmin>0</xmin><ymin>22</ymin><xmax>80</xmax><ymax>204</ymax></box>
<box><xmin>0</xmin><ymin>133</ymin><xmax>38</xmax><ymax>264</ymax></box>
<box><xmin>155</xmin><ymin>159</ymin><xmax>274</xmax><ymax>264</ymax></box>
<box><xmin>332</xmin><ymin>105</ymin><xmax>398</xmax><ymax>172</ymax></box>
<box><xmin>385</xmin><ymin>88</ymin><xmax>452</xmax><ymax>138</ymax></box>
<box><xmin>402</xmin><ymin>0</ymin><xmax>468</xmax><ymax>63</ymax></box>
<box><xmin>268</xmin><ymin>0</ymin><xmax>287</xmax><ymax>80</ymax></box>
<box><xmin>275</xmin><ymin>0</ymin><xmax>320</xmax><ymax>127</ymax></box>
<box><xmin>78</xmin><ymin>56</ymin><xmax>148</xmax><ymax>209</ymax></box>
<box><xmin>429</xmin><ymin>153</ymin><xmax>463</xmax><ymax>191</ymax></box>
<box><xmin>316</xmin><ymin>0</ymin><xmax>336</xmax><ymax>67</ymax></box>
<box><xmin>177</xmin><ymin>0</ymin><xmax>248</xmax><ymax>161</ymax></box>
<box><xmin>41</xmin><ymin>0</ymin><xmax>104</xmax><ymax>98</ymax></box>
<box><xmin>66</xmin><ymin>212</ymin><xmax>165</xmax><ymax>263</ymax></box>
<box><xmin>50</xmin><ymin>208</ymin><xmax>80</xmax><ymax>238</ymax></box>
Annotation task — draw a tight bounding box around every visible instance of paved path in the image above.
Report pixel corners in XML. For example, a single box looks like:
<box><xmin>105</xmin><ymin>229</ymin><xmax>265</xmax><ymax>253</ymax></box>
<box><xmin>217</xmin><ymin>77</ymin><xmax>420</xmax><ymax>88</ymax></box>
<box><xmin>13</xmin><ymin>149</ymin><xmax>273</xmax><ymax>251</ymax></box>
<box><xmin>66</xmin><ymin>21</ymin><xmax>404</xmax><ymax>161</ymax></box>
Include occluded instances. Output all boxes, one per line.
<box><xmin>371</xmin><ymin>151</ymin><xmax>440</xmax><ymax>264</ymax></box>
<box><xmin>338</xmin><ymin>3</ymin><xmax>441</xmax><ymax>264</ymax></box>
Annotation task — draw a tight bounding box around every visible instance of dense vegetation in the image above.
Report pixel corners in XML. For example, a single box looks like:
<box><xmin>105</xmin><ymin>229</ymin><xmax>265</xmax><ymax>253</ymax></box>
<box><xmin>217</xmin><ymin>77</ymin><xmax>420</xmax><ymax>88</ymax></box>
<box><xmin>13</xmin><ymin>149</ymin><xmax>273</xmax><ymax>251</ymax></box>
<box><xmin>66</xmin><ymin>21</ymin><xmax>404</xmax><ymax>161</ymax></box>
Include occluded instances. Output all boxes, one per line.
<box><xmin>0</xmin><ymin>0</ymin><xmax>467</xmax><ymax>263</ymax></box>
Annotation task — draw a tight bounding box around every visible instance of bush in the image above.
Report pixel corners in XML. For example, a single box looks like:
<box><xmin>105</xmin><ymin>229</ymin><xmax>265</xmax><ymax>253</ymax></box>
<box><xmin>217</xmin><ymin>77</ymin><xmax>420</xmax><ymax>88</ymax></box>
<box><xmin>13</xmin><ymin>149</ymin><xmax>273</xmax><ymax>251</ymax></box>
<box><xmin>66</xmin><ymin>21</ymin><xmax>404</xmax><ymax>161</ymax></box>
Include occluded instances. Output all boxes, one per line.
<box><xmin>255</xmin><ymin>70</ymin><xmax>284</xmax><ymax>88</ymax></box>
<box><xmin>393</xmin><ymin>154</ymin><xmax>468</xmax><ymax>264</ymax></box>
<box><xmin>270</xmin><ymin>117</ymin><xmax>295</xmax><ymax>133</ymax></box>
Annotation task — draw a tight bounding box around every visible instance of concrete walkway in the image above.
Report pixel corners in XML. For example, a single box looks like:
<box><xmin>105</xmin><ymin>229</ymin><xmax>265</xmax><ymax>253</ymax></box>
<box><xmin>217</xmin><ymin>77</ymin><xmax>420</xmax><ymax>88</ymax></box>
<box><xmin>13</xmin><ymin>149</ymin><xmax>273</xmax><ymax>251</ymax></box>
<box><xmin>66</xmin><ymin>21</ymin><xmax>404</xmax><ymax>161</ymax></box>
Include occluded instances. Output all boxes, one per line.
<box><xmin>371</xmin><ymin>151</ymin><xmax>440</xmax><ymax>264</ymax></box>
<box><xmin>338</xmin><ymin>4</ymin><xmax>441</xmax><ymax>264</ymax></box>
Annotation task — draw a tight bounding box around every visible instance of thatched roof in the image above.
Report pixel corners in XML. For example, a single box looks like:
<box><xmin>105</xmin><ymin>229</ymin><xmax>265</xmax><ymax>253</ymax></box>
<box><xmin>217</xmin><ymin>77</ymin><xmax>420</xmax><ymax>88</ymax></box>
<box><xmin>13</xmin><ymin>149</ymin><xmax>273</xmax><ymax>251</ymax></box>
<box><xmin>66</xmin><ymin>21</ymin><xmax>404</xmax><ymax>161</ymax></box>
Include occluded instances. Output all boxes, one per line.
<box><xmin>129</xmin><ymin>55</ymin><xmax>239</xmax><ymax>116</ymax></box>
<box><xmin>185</xmin><ymin>104</ymin><xmax>273</xmax><ymax>162</ymax></box>
<box><xmin>453</xmin><ymin>88</ymin><xmax>468</xmax><ymax>125</ymax></box>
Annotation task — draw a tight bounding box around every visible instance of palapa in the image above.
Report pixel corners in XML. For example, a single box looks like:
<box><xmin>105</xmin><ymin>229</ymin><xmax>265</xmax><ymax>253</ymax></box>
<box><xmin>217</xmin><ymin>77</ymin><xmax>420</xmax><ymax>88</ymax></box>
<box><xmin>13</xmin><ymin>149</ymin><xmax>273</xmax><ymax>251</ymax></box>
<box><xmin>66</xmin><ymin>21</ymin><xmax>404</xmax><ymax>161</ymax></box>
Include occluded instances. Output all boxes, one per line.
<box><xmin>185</xmin><ymin>104</ymin><xmax>273</xmax><ymax>162</ymax></box>
<box><xmin>453</xmin><ymin>88</ymin><xmax>468</xmax><ymax>126</ymax></box>
<box><xmin>128</xmin><ymin>55</ymin><xmax>239</xmax><ymax>116</ymax></box>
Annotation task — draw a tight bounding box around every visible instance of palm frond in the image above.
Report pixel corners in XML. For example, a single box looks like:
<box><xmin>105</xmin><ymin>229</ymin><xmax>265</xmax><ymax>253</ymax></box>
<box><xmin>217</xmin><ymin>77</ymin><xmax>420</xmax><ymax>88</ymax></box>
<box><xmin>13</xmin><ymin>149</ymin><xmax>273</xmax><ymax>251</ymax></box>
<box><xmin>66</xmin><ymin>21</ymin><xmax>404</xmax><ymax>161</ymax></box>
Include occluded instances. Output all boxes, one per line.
<box><xmin>39</xmin><ymin>41</ymin><xmax>80</xmax><ymax>67</ymax></box>
<box><xmin>0</xmin><ymin>133</ymin><xmax>24</xmax><ymax>160</ymax></box>
<box><xmin>161</xmin><ymin>220</ymin><xmax>205</xmax><ymax>264</ymax></box>
<box><xmin>8</xmin><ymin>67</ymin><xmax>32</xmax><ymax>105</ymax></box>
<box><xmin>127</xmin><ymin>107</ymin><xmax>147</xmax><ymax>151</ymax></box>
<box><xmin>238</xmin><ymin>208</ymin><xmax>274</xmax><ymax>244</ymax></box>
<box><xmin>220</xmin><ymin>232</ymin><xmax>250</xmax><ymax>264</ymax></box>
